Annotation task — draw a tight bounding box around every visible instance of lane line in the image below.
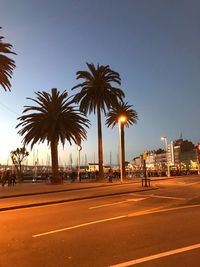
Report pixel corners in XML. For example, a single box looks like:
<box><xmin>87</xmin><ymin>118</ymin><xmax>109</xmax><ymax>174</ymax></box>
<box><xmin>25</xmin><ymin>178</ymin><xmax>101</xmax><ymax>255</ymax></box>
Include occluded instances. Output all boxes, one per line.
<box><xmin>128</xmin><ymin>204</ymin><xmax>200</xmax><ymax>217</ymax></box>
<box><xmin>147</xmin><ymin>194</ymin><xmax>185</xmax><ymax>200</ymax></box>
<box><xmin>185</xmin><ymin>181</ymin><xmax>200</xmax><ymax>186</ymax></box>
<box><xmin>32</xmin><ymin>215</ymin><xmax>126</xmax><ymax>238</ymax></box>
<box><xmin>89</xmin><ymin>198</ymin><xmax>147</xmax><ymax>209</ymax></box>
<box><xmin>0</xmin><ymin>195</ymin><xmax>149</xmax><ymax>214</ymax></box>
<box><xmin>129</xmin><ymin>193</ymin><xmax>186</xmax><ymax>200</ymax></box>
<box><xmin>1</xmin><ymin>194</ymin><xmax>125</xmax><ymax>214</ymax></box>
<box><xmin>32</xmin><ymin>204</ymin><xmax>200</xmax><ymax>238</ymax></box>
<box><xmin>109</xmin><ymin>243</ymin><xmax>200</xmax><ymax>267</ymax></box>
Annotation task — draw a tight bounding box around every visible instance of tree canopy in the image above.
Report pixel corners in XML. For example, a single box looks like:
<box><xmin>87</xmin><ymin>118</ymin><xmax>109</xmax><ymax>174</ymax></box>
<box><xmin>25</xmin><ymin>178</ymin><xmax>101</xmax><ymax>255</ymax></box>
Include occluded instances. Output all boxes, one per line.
<box><xmin>0</xmin><ymin>27</ymin><xmax>16</xmax><ymax>91</ymax></box>
<box><xmin>17</xmin><ymin>88</ymin><xmax>89</xmax><ymax>148</ymax></box>
<box><xmin>72</xmin><ymin>63</ymin><xmax>125</xmax><ymax>179</ymax></box>
<box><xmin>16</xmin><ymin>88</ymin><xmax>90</xmax><ymax>183</ymax></box>
<box><xmin>106</xmin><ymin>101</ymin><xmax>138</xmax><ymax>128</ymax></box>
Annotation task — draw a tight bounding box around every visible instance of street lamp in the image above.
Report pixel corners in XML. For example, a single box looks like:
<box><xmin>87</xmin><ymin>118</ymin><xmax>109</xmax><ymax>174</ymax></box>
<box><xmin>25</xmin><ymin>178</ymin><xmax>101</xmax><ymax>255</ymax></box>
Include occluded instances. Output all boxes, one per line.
<box><xmin>119</xmin><ymin>115</ymin><xmax>127</xmax><ymax>183</ymax></box>
<box><xmin>161</xmin><ymin>136</ymin><xmax>170</xmax><ymax>177</ymax></box>
<box><xmin>77</xmin><ymin>145</ymin><xmax>82</xmax><ymax>182</ymax></box>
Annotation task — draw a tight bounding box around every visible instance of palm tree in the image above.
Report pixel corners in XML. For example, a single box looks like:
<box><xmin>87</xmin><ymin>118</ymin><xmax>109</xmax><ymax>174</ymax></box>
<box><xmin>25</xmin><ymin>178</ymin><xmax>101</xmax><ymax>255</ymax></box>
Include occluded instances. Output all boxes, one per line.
<box><xmin>72</xmin><ymin>63</ymin><xmax>125</xmax><ymax>179</ymax></box>
<box><xmin>17</xmin><ymin>88</ymin><xmax>90</xmax><ymax>184</ymax></box>
<box><xmin>106</xmin><ymin>101</ymin><xmax>138</xmax><ymax>179</ymax></box>
<box><xmin>10</xmin><ymin>147</ymin><xmax>29</xmax><ymax>181</ymax></box>
<box><xmin>0</xmin><ymin>27</ymin><xmax>16</xmax><ymax>91</ymax></box>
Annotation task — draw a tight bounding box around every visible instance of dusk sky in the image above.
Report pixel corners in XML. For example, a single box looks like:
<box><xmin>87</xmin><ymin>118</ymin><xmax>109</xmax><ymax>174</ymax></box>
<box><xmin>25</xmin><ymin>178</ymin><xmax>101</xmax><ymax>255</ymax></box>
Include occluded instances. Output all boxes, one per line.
<box><xmin>0</xmin><ymin>0</ymin><xmax>199</xmax><ymax>166</ymax></box>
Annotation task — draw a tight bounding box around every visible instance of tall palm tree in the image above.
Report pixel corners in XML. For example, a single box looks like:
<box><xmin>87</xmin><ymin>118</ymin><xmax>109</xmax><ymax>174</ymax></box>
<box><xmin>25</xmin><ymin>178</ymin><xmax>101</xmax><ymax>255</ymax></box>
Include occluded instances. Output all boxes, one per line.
<box><xmin>0</xmin><ymin>27</ymin><xmax>16</xmax><ymax>91</ymax></box>
<box><xmin>10</xmin><ymin>147</ymin><xmax>29</xmax><ymax>181</ymax></box>
<box><xmin>72</xmin><ymin>63</ymin><xmax>125</xmax><ymax>179</ymax></box>
<box><xmin>106</xmin><ymin>101</ymin><xmax>138</xmax><ymax>179</ymax></box>
<box><xmin>17</xmin><ymin>88</ymin><xmax>90</xmax><ymax>184</ymax></box>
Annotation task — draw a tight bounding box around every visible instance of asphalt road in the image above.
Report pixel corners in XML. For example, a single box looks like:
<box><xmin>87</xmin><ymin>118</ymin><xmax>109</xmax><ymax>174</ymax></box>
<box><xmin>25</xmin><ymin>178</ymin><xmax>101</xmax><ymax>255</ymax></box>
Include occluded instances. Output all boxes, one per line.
<box><xmin>0</xmin><ymin>176</ymin><xmax>200</xmax><ymax>267</ymax></box>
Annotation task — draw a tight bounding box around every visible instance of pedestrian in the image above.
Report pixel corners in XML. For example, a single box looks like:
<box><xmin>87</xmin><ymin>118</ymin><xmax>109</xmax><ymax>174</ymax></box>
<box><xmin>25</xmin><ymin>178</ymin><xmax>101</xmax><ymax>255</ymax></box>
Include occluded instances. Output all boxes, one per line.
<box><xmin>11</xmin><ymin>172</ymin><xmax>17</xmax><ymax>186</ymax></box>
<box><xmin>108</xmin><ymin>167</ymin><xmax>113</xmax><ymax>183</ymax></box>
<box><xmin>2</xmin><ymin>169</ymin><xmax>10</xmax><ymax>186</ymax></box>
<box><xmin>70</xmin><ymin>171</ymin><xmax>76</xmax><ymax>182</ymax></box>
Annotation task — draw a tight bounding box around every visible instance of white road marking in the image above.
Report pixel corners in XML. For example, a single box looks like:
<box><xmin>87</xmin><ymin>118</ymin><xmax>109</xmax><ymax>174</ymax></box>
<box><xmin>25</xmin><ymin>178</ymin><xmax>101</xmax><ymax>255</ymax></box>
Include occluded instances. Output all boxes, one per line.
<box><xmin>185</xmin><ymin>181</ymin><xmax>200</xmax><ymax>186</ymax></box>
<box><xmin>129</xmin><ymin>193</ymin><xmax>186</xmax><ymax>200</ymax></box>
<box><xmin>149</xmin><ymin>194</ymin><xmax>185</xmax><ymax>200</ymax></box>
<box><xmin>88</xmin><ymin>198</ymin><xmax>147</xmax><ymax>209</ymax></box>
<box><xmin>32</xmin><ymin>204</ymin><xmax>200</xmax><ymax>238</ymax></box>
<box><xmin>127</xmin><ymin>198</ymin><xmax>147</xmax><ymax>202</ymax></box>
<box><xmin>127</xmin><ymin>204</ymin><xmax>200</xmax><ymax>217</ymax></box>
<box><xmin>109</xmin><ymin>243</ymin><xmax>200</xmax><ymax>267</ymax></box>
<box><xmin>32</xmin><ymin>215</ymin><xmax>126</xmax><ymax>238</ymax></box>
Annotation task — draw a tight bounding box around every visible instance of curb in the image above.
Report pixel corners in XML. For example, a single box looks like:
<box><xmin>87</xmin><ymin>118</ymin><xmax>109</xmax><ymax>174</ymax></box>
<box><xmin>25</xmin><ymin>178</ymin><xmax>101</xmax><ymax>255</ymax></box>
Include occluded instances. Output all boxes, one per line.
<box><xmin>0</xmin><ymin>187</ymin><xmax>158</xmax><ymax>212</ymax></box>
<box><xmin>0</xmin><ymin>181</ymin><xmax>138</xmax><ymax>199</ymax></box>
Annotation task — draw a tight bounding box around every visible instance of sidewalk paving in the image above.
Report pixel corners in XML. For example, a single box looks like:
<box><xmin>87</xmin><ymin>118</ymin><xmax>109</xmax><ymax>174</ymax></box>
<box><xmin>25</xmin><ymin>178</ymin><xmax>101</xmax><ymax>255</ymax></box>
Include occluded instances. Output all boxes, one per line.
<box><xmin>0</xmin><ymin>180</ymin><xmax>134</xmax><ymax>198</ymax></box>
<box><xmin>0</xmin><ymin>177</ymin><xmax>170</xmax><ymax>199</ymax></box>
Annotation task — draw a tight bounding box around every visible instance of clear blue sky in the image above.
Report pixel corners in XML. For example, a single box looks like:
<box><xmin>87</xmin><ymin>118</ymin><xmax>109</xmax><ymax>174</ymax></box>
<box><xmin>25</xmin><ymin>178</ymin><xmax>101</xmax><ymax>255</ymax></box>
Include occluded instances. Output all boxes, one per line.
<box><xmin>0</xmin><ymin>0</ymin><xmax>199</xmax><ymax>166</ymax></box>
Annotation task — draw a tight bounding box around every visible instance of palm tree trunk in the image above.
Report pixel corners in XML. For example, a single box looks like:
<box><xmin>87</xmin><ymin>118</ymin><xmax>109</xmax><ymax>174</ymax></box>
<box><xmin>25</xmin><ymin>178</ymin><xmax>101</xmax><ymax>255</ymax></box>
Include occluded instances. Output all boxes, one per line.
<box><xmin>97</xmin><ymin>105</ymin><xmax>104</xmax><ymax>179</ymax></box>
<box><xmin>121</xmin><ymin>124</ymin><xmax>126</xmax><ymax>179</ymax></box>
<box><xmin>50</xmin><ymin>139</ymin><xmax>60</xmax><ymax>184</ymax></box>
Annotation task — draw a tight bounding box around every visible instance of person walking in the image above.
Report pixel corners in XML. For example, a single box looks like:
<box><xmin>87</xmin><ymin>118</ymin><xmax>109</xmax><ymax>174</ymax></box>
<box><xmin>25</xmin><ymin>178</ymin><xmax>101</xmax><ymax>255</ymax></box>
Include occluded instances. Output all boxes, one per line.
<box><xmin>11</xmin><ymin>172</ymin><xmax>16</xmax><ymax>186</ymax></box>
<box><xmin>2</xmin><ymin>169</ymin><xmax>10</xmax><ymax>186</ymax></box>
<box><xmin>108</xmin><ymin>167</ymin><xmax>113</xmax><ymax>183</ymax></box>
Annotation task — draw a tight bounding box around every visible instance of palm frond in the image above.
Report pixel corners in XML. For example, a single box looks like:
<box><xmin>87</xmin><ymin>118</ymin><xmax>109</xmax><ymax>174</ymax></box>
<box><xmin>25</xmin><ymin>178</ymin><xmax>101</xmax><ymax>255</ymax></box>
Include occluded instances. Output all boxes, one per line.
<box><xmin>17</xmin><ymin>88</ymin><xmax>90</xmax><ymax>148</ymax></box>
<box><xmin>71</xmin><ymin>63</ymin><xmax>125</xmax><ymax>115</ymax></box>
<box><xmin>106</xmin><ymin>102</ymin><xmax>138</xmax><ymax>128</ymax></box>
<box><xmin>0</xmin><ymin>29</ymin><xmax>16</xmax><ymax>91</ymax></box>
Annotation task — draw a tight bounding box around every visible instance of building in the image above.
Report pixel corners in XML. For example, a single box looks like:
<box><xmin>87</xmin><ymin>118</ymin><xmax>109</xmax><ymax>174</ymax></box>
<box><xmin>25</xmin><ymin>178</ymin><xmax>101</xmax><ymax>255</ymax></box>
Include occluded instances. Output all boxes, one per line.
<box><xmin>87</xmin><ymin>163</ymin><xmax>99</xmax><ymax>172</ymax></box>
<box><xmin>131</xmin><ymin>138</ymin><xmax>199</xmax><ymax>173</ymax></box>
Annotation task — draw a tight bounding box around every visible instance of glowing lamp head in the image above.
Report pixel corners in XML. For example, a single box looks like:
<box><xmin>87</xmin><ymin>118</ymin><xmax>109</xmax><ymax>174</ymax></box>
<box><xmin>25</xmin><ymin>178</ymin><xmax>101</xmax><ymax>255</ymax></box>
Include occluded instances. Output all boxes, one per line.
<box><xmin>161</xmin><ymin>136</ymin><xmax>166</xmax><ymax>141</ymax></box>
<box><xmin>77</xmin><ymin>145</ymin><xmax>82</xmax><ymax>151</ymax></box>
<box><xmin>119</xmin><ymin>115</ymin><xmax>127</xmax><ymax>123</ymax></box>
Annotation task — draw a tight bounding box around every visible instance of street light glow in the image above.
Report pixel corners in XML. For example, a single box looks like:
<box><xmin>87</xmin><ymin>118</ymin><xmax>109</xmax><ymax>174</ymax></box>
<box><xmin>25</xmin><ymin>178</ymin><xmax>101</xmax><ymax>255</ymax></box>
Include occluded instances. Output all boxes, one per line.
<box><xmin>118</xmin><ymin>115</ymin><xmax>127</xmax><ymax>183</ymax></box>
<box><xmin>119</xmin><ymin>115</ymin><xmax>127</xmax><ymax>123</ymax></box>
<box><xmin>77</xmin><ymin>145</ymin><xmax>82</xmax><ymax>151</ymax></box>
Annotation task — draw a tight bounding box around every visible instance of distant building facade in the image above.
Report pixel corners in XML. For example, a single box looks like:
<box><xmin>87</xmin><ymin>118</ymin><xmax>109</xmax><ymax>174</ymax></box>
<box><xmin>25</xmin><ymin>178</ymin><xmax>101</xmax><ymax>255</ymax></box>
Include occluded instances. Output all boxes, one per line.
<box><xmin>131</xmin><ymin>139</ymin><xmax>198</xmax><ymax>172</ymax></box>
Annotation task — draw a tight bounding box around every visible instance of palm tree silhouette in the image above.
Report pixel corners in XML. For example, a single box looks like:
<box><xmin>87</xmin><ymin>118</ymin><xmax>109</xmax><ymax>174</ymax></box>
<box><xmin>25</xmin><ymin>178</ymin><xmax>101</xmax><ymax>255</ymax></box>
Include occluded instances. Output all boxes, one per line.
<box><xmin>17</xmin><ymin>88</ymin><xmax>90</xmax><ymax>184</ymax></box>
<box><xmin>0</xmin><ymin>27</ymin><xmax>16</xmax><ymax>91</ymax></box>
<box><xmin>106</xmin><ymin>102</ymin><xmax>138</xmax><ymax>179</ymax></box>
<box><xmin>72</xmin><ymin>63</ymin><xmax>125</xmax><ymax>179</ymax></box>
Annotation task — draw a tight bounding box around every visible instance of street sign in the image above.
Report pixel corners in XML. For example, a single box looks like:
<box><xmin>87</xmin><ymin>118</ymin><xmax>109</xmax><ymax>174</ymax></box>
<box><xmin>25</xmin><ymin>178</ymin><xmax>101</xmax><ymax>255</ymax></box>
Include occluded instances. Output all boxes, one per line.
<box><xmin>143</xmin><ymin>150</ymin><xmax>148</xmax><ymax>161</ymax></box>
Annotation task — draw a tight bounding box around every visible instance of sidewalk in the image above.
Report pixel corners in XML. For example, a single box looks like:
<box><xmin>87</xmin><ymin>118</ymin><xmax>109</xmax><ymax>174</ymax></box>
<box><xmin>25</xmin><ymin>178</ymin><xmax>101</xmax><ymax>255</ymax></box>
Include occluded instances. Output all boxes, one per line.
<box><xmin>0</xmin><ymin>177</ymin><xmax>169</xmax><ymax>199</ymax></box>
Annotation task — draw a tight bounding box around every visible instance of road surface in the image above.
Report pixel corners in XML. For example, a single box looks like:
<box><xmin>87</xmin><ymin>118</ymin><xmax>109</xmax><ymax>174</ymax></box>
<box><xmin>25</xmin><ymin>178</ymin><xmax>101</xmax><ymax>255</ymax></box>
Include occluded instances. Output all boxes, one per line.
<box><xmin>0</xmin><ymin>176</ymin><xmax>200</xmax><ymax>267</ymax></box>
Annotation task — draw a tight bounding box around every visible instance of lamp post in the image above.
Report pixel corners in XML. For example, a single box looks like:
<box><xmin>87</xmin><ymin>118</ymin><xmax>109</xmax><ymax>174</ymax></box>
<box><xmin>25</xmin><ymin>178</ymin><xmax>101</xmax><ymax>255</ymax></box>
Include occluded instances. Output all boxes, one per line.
<box><xmin>197</xmin><ymin>143</ymin><xmax>200</xmax><ymax>175</ymax></box>
<box><xmin>161</xmin><ymin>136</ymin><xmax>170</xmax><ymax>177</ymax></box>
<box><xmin>77</xmin><ymin>145</ymin><xmax>82</xmax><ymax>182</ymax></box>
<box><xmin>118</xmin><ymin>115</ymin><xmax>127</xmax><ymax>183</ymax></box>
